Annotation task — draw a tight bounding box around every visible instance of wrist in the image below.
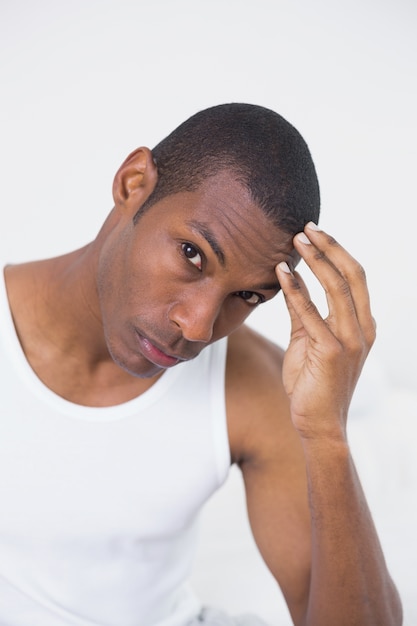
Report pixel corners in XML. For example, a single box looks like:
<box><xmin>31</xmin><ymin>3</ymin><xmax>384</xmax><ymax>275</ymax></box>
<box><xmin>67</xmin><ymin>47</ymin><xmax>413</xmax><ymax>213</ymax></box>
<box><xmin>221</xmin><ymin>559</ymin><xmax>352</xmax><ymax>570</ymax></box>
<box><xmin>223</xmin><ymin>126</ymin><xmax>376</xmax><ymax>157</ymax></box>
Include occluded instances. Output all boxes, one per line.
<box><xmin>301</xmin><ymin>437</ymin><xmax>355</xmax><ymax>506</ymax></box>
<box><xmin>300</xmin><ymin>432</ymin><xmax>351</xmax><ymax>460</ymax></box>
<box><xmin>293</xmin><ymin>411</ymin><xmax>348</xmax><ymax>446</ymax></box>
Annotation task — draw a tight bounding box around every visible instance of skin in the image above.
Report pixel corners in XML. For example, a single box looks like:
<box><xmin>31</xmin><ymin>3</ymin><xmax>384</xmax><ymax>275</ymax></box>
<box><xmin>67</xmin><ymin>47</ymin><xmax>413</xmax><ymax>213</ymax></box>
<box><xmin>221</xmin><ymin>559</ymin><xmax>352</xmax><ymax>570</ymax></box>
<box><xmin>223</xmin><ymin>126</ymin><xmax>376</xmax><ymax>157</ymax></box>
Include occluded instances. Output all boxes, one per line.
<box><xmin>4</xmin><ymin>147</ymin><xmax>402</xmax><ymax>624</ymax></box>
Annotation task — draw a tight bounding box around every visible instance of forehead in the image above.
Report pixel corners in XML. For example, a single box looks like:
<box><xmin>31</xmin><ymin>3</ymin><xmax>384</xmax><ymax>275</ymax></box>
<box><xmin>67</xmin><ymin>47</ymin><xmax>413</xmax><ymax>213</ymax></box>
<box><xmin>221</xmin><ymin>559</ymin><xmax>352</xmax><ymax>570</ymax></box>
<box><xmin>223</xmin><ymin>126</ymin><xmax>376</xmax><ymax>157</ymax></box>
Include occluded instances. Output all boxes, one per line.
<box><xmin>162</xmin><ymin>171</ymin><xmax>297</xmax><ymax>268</ymax></box>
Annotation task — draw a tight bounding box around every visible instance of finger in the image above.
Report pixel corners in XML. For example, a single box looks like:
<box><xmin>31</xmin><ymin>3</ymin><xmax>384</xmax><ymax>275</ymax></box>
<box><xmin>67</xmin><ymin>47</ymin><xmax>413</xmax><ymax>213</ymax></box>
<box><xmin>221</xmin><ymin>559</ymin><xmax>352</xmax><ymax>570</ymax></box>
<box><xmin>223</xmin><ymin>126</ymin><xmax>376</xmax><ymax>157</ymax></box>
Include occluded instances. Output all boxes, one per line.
<box><xmin>292</xmin><ymin>230</ymin><xmax>360</xmax><ymax>343</ymax></box>
<box><xmin>276</xmin><ymin>262</ymin><xmax>336</xmax><ymax>346</ymax></box>
<box><xmin>304</xmin><ymin>223</ymin><xmax>374</xmax><ymax>334</ymax></box>
<box><xmin>294</xmin><ymin>224</ymin><xmax>375</xmax><ymax>347</ymax></box>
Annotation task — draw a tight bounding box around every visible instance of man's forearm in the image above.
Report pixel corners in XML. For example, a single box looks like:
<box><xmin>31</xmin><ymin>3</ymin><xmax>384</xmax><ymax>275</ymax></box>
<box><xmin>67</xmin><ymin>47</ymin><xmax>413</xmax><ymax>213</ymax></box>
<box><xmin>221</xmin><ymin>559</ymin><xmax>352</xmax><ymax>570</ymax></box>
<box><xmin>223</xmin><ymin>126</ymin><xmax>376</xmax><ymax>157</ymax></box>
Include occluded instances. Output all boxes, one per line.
<box><xmin>301</xmin><ymin>436</ymin><xmax>402</xmax><ymax>626</ymax></box>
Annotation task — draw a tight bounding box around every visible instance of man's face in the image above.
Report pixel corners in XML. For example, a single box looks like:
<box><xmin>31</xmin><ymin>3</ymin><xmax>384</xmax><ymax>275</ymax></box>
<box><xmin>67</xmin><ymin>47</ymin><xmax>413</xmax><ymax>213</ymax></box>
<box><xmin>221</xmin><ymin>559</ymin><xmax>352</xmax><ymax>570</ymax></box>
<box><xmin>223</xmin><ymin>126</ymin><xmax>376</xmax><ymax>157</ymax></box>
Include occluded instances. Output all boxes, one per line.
<box><xmin>97</xmin><ymin>171</ymin><xmax>298</xmax><ymax>379</ymax></box>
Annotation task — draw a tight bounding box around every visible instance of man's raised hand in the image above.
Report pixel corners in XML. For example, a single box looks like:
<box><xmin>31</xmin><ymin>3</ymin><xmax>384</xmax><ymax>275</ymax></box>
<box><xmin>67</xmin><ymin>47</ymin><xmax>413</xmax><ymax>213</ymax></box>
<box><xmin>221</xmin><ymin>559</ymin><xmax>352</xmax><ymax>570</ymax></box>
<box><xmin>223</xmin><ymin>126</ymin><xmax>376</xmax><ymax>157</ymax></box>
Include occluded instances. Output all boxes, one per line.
<box><xmin>276</xmin><ymin>222</ymin><xmax>376</xmax><ymax>441</ymax></box>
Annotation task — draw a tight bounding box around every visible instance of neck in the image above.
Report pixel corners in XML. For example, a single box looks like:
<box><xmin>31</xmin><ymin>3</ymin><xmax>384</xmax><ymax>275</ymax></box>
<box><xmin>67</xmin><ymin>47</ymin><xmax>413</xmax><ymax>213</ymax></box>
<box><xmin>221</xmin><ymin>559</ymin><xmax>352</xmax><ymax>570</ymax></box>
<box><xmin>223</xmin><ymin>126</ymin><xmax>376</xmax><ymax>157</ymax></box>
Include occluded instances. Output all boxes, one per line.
<box><xmin>4</xmin><ymin>223</ymin><xmax>161</xmax><ymax>406</ymax></box>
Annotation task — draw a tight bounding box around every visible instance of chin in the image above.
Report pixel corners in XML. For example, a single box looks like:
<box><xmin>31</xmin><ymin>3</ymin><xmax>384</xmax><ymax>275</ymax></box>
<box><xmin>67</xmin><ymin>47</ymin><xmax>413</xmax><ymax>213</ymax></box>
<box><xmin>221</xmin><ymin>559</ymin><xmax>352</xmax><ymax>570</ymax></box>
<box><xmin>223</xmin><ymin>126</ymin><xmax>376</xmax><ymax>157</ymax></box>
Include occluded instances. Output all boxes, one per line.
<box><xmin>107</xmin><ymin>343</ymin><xmax>164</xmax><ymax>380</ymax></box>
<box><xmin>120</xmin><ymin>357</ymin><xmax>164</xmax><ymax>380</ymax></box>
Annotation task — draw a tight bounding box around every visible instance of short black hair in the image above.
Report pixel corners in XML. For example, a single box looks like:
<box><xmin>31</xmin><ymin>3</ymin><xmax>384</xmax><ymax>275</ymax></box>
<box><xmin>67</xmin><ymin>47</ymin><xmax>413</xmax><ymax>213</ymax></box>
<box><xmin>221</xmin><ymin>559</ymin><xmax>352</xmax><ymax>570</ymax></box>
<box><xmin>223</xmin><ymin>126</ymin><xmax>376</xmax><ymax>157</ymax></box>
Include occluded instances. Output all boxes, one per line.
<box><xmin>134</xmin><ymin>103</ymin><xmax>320</xmax><ymax>234</ymax></box>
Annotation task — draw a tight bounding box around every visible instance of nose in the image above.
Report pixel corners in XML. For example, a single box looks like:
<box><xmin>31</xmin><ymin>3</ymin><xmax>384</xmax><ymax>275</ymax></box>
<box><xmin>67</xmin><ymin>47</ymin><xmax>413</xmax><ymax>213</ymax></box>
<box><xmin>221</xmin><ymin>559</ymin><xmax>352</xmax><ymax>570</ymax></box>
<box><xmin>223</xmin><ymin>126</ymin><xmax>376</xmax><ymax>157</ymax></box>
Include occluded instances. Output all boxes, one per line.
<box><xmin>169</xmin><ymin>293</ymin><xmax>221</xmax><ymax>343</ymax></box>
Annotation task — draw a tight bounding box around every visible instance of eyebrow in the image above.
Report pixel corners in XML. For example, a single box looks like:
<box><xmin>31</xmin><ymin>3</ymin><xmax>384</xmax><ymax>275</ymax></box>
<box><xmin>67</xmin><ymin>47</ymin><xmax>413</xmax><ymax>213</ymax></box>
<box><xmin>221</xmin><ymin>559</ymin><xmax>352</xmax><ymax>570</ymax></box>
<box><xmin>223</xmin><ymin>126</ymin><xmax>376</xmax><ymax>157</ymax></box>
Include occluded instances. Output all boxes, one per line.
<box><xmin>186</xmin><ymin>220</ymin><xmax>226</xmax><ymax>267</ymax></box>
<box><xmin>255</xmin><ymin>281</ymin><xmax>281</xmax><ymax>292</ymax></box>
<box><xmin>185</xmin><ymin>219</ymin><xmax>282</xmax><ymax>293</ymax></box>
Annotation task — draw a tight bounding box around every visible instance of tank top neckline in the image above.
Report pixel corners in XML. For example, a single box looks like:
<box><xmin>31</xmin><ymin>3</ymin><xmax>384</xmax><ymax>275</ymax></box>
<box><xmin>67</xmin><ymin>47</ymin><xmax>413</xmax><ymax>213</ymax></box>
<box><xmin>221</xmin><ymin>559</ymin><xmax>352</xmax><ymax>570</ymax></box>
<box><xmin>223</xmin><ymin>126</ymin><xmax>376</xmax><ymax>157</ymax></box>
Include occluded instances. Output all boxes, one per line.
<box><xmin>0</xmin><ymin>265</ymin><xmax>186</xmax><ymax>421</ymax></box>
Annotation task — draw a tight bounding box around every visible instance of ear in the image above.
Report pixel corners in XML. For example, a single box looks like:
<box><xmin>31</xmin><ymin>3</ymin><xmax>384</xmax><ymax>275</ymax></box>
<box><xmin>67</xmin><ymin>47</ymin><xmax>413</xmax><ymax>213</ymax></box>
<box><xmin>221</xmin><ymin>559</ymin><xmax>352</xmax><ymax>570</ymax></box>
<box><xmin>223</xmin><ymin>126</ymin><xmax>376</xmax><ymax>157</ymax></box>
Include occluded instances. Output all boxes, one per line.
<box><xmin>112</xmin><ymin>147</ymin><xmax>158</xmax><ymax>214</ymax></box>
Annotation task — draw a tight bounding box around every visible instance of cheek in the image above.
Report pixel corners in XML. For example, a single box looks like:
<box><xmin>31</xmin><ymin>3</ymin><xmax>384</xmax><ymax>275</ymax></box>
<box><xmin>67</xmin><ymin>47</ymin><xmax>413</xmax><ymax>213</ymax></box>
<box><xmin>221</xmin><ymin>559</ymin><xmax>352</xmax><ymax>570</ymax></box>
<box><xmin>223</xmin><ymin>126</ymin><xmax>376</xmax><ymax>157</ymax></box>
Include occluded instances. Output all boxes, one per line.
<box><xmin>115</xmin><ymin>242</ymin><xmax>172</xmax><ymax>307</ymax></box>
<box><xmin>119</xmin><ymin>257</ymin><xmax>183</xmax><ymax>322</ymax></box>
<box><xmin>97</xmin><ymin>228</ymin><xmax>134</xmax><ymax>311</ymax></box>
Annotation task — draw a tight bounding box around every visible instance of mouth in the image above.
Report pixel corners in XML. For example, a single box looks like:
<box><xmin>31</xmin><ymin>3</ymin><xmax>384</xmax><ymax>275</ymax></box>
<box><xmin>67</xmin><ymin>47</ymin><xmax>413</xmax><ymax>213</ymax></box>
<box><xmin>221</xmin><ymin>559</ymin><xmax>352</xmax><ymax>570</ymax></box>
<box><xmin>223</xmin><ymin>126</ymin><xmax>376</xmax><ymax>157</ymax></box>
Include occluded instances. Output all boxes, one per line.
<box><xmin>135</xmin><ymin>331</ymin><xmax>186</xmax><ymax>369</ymax></box>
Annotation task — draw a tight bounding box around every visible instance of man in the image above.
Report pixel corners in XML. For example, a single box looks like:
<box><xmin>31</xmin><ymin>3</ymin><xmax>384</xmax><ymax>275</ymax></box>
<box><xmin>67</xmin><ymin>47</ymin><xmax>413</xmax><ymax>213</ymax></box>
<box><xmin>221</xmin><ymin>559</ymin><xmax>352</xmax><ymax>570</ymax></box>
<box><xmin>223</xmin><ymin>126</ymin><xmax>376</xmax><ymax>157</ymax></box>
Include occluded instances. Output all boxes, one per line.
<box><xmin>0</xmin><ymin>103</ymin><xmax>402</xmax><ymax>625</ymax></box>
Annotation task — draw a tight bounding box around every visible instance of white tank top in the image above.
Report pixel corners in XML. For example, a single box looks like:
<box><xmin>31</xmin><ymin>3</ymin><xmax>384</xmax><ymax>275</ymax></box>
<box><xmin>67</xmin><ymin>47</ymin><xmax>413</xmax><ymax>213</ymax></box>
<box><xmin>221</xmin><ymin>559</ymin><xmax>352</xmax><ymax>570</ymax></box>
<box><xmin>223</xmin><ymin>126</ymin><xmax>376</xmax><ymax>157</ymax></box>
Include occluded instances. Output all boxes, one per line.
<box><xmin>0</xmin><ymin>269</ymin><xmax>231</xmax><ymax>626</ymax></box>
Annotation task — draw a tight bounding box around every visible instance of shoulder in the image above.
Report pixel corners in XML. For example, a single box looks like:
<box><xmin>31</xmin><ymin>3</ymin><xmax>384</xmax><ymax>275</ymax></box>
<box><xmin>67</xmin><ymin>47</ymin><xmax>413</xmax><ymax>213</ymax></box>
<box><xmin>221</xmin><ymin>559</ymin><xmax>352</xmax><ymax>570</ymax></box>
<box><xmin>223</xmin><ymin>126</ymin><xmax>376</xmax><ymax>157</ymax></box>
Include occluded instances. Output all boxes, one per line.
<box><xmin>4</xmin><ymin>262</ymin><xmax>35</xmax><ymax>311</ymax></box>
<box><xmin>225</xmin><ymin>324</ymin><xmax>293</xmax><ymax>464</ymax></box>
<box><xmin>4</xmin><ymin>261</ymin><xmax>50</xmax><ymax>323</ymax></box>
<box><xmin>226</xmin><ymin>324</ymin><xmax>286</xmax><ymax>412</ymax></box>
<box><xmin>226</xmin><ymin>323</ymin><xmax>285</xmax><ymax>381</ymax></box>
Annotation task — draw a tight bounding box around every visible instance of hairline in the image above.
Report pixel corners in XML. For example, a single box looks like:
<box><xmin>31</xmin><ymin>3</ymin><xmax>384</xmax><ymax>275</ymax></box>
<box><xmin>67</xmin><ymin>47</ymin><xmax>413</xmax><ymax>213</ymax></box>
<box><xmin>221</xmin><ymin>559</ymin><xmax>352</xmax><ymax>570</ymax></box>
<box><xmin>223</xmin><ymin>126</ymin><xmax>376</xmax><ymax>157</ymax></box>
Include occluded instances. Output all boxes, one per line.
<box><xmin>133</xmin><ymin>164</ymin><xmax>294</xmax><ymax>234</ymax></box>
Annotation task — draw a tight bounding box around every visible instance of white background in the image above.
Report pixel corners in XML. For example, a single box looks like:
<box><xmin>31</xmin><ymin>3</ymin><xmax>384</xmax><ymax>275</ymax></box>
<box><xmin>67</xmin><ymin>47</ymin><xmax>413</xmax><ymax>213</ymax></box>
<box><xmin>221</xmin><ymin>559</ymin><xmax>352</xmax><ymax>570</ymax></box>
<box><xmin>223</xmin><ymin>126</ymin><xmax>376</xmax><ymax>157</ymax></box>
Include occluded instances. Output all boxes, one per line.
<box><xmin>1</xmin><ymin>1</ymin><xmax>416</xmax><ymax>623</ymax></box>
<box><xmin>1</xmin><ymin>0</ymin><xmax>416</xmax><ymax>390</ymax></box>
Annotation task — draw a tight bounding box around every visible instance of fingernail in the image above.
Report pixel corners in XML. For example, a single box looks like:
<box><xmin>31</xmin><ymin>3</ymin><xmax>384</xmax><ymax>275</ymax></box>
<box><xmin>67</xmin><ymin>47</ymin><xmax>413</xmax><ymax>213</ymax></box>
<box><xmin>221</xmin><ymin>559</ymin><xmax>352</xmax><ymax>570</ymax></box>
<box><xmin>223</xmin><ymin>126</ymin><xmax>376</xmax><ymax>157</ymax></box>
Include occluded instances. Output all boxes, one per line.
<box><xmin>296</xmin><ymin>232</ymin><xmax>311</xmax><ymax>245</ymax></box>
<box><xmin>306</xmin><ymin>221</ymin><xmax>320</xmax><ymax>231</ymax></box>
<box><xmin>278</xmin><ymin>261</ymin><xmax>291</xmax><ymax>273</ymax></box>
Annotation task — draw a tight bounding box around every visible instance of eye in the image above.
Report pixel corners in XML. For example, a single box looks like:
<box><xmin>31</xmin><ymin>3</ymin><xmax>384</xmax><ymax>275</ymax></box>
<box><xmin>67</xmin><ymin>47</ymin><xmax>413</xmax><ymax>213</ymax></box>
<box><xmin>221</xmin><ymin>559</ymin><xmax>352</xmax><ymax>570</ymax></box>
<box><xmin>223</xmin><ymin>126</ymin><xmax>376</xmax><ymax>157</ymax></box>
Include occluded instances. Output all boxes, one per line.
<box><xmin>236</xmin><ymin>291</ymin><xmax>265</xmax><ymax>306</ymax></box>
<box><xmin>181</xmin><ymin>242</ymin><xmax>202</xmax><ymax>270</ymax></box>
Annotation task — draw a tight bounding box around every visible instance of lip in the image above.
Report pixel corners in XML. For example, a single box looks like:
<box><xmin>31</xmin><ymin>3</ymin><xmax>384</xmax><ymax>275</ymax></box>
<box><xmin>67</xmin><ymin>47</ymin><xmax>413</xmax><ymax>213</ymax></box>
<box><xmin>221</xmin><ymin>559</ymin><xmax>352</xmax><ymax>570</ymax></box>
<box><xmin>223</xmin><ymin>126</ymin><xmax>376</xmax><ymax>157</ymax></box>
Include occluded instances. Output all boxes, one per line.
<box><xmin>135</xmin><ymin>331</ymin><xmax>184</xmax><ymax>369</ymax></box>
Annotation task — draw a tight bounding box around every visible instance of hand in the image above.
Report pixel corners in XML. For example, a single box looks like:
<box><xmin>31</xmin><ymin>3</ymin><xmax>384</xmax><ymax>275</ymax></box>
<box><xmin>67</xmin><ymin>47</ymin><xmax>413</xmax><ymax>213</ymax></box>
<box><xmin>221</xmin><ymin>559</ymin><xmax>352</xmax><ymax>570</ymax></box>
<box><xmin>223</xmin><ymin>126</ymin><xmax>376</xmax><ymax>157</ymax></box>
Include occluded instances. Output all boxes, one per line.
<box><xmin>276</xmin><ymin>222</ymin><xmax>376</xmax><ymax>441</ymax></box>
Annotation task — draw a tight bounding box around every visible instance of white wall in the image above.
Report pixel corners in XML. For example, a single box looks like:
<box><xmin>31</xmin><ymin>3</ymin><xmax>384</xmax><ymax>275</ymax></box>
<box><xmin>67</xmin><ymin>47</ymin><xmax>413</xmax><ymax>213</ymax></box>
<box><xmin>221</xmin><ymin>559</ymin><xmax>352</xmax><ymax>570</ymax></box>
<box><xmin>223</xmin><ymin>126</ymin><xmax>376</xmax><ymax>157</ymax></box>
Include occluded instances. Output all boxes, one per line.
<box><xmin>1</xmin><ymin>0</ymin><xmax>416</xmax><ymax>389</ymax></box>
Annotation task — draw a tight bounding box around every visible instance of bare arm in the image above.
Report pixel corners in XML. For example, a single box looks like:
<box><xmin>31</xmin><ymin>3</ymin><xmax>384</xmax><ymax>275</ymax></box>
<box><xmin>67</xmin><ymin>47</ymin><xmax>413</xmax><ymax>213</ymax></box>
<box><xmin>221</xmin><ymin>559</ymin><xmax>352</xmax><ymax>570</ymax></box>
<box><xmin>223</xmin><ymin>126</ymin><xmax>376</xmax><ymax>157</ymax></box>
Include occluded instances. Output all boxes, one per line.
<box><xmin>277</xmin><ymin>222</ymin><xmax>401</xmax><ymax>624</ymax></box>
<box><xmin>229</xmin><ymin>223</ymin><xmax>402</xmax><ymax>625</ymax></box>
